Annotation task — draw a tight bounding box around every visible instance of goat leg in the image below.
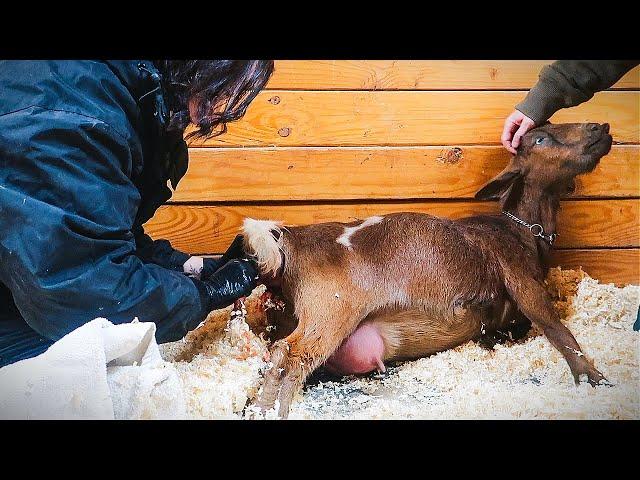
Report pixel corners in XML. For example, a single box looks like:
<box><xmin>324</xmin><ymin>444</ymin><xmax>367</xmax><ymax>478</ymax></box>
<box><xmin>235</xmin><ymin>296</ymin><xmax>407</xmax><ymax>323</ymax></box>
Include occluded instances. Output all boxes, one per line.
<box><xmin>252</xmin><ymin>336</ymin><xmax>306</xmax><ymax>417</ymax></box>
<box><xmin>265</xmin><ymin>335</ymin><xmax>337</xmax><ymax>418</ymax></box>
<box><xmin>542</xmin><ymin>322</ymin><xmax>611</xmax><ymax>386</ymax></box>
<box><xmin>478</xmin><ymin>311</ymin><xmax>531</xmax><ymax>350</ymax></box>
<box><xmin>254</xmin><ymin>299</ymin><xmax>368</xmax><ymax>418</ymax></box>
<box><xmin>253</xmin><ymin>339</ymin><xmax>290</xmax><ymax>414</ymax></box>
<box><xmin>503</xmin><ymin>272</ymin><xmax>611</xmax><ymax>387</ymax></box>
<box><xmin>274</xmin><ymin>360</ymin><xmax>306</xmax><ymax>418</ymax></box>
<box><xmin>253</xmin><ymin>331</ymin><xmax>323</xmax><ymax>418</ymax></box>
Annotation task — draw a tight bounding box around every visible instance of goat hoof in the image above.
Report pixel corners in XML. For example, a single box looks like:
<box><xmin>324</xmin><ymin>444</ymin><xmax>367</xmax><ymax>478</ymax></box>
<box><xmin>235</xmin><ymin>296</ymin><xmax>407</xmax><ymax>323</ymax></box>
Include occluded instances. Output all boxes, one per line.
<box><xmin>574</xmin><ymin>369</ymin><xmax>611</xmax><ymax>388</ymax></box>
<box><xmin>245</xmin><ymin>399</ymin><xmax>281</xmax><ymax>419</ymax></box>
<box><xmin>593</xmin><ymin>377</ymin><xmax>614</xmax><ymax>388</ymax></box>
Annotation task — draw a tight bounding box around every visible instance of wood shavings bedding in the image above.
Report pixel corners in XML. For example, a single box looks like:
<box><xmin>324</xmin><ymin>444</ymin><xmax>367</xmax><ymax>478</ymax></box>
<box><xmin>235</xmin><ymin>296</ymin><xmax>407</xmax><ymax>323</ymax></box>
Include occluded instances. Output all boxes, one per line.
<box><xmin>160</xmin><ymin>269</ymin><xmax>640</xmax><ymax>419</ymax></box>
<box><xmin>160</xmin><ymin>289</ymin><xmax>271</xmax><ymax>419</ymax></box>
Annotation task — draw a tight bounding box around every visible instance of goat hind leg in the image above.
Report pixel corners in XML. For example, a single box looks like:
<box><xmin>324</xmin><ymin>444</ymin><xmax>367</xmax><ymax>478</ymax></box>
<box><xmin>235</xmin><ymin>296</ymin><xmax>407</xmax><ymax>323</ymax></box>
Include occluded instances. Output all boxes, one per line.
<box><xmin>480</xmin><ymin>303</ymin><xmax>532</xmax><ymax>349</ymax></box>
<box><xmin>250</xmin><ymin>339</ymin><xmax>290</xmax><ymax>416</ymax></box>
<box><xmin>254</xmin><ymin>302</ymin><xmax>368</xmax><ymax>417</ymax></box>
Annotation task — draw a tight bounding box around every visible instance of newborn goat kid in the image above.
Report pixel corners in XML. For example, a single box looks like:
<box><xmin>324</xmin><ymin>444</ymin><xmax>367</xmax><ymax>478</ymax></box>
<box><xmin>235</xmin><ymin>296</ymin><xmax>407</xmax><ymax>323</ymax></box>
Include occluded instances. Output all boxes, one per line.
<box><xmin>244</xmin><ymin>122</ymin><xmax>613</xmax><ymax>418</ymax></box>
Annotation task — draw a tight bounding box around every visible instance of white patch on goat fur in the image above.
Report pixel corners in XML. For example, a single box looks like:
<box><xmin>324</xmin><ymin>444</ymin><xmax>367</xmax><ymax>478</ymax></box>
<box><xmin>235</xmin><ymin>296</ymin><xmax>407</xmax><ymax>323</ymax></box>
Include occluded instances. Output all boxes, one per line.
<box><xmin>565</xmin><ymin>346</ymin><xmax>584</xmax><ymax>357</ymax></box>
<box><xmin>336</xmin><ymin>216</ymin><xmax>384</xmax><ymax>250</ymax></box>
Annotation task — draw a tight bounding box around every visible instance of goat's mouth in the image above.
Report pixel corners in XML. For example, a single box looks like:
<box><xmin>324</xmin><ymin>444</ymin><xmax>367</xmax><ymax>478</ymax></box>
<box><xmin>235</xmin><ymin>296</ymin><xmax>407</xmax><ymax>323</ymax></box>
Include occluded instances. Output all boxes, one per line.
<box><xmin>579</xmin><ymin>134</ymin><xmax>612</xmax><ymax>171</ymax></box>
<box><xmin>585</xmin><ymin>133</ymin><xmax>613</xmax><ymax>151</ymax></box>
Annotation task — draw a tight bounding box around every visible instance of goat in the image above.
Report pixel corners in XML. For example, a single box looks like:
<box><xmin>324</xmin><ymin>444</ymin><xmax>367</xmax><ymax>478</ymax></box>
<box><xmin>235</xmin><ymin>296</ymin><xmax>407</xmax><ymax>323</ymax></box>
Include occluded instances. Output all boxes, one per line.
<box><xmin>242</xmin><ymin>122</ymin><xmax>614</xmax><ymax>418</ymax></box>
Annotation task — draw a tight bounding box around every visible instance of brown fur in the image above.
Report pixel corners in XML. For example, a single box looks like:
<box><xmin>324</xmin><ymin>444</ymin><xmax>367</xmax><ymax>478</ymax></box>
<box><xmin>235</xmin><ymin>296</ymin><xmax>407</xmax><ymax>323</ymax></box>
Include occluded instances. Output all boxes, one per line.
<box><xmin>246</xmin><ymin>122</ymin><xmax>614</xmax><ymax>418</ymax></box>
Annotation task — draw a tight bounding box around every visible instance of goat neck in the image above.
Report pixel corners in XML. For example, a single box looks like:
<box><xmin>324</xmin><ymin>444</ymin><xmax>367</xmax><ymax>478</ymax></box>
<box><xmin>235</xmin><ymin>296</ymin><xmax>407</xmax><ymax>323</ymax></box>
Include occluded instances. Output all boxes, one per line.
<box><xmin>501</xmin><ymin>179</ymin><xmax>563</xmax><ymax>262</ymax></box>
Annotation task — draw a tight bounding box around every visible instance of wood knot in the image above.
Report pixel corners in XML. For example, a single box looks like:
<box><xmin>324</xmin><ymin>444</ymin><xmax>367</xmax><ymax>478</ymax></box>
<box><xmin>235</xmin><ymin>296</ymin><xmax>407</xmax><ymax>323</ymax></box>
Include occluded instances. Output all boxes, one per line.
<box><xmin>436</xmin><ymin>147</ymin><xmax>464</xmax><ymax>164</ymax></box>
<box><xmin>278</xmin><ymin>127</ymin><xmax>291</xmax><ymax>137</ymax></box>
<box><xmin>268</xmin><ymin>96</ymin><xmax>281</xmax><ymax>105</ymax></box>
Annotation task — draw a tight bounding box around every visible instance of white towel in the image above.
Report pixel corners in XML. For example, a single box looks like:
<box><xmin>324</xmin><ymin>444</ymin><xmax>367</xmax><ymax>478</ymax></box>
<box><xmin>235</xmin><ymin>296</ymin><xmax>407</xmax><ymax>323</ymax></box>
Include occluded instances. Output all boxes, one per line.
<box><xmin>0</xmin><ymin>318</ymin><xmax>186</xmax><ymax>419</ymax></box>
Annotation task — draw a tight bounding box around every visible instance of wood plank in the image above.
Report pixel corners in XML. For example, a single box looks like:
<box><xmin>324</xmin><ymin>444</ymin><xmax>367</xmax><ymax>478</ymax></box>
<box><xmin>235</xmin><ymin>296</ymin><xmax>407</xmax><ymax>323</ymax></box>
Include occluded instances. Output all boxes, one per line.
<box><xmin>144</xmin><ymin>199</ymin><xmax>639</xmax><ymax>254</ymax></box>
<box><xmin>187</xmin><ymin>91</ymin><xmax>639</xmax><ymax>147</ymax></box>
<box><xmin>267</xmin><ymin>61</ymin><xmax>640</xmax><ymax>90</ymax></box>
<box><xmin>550</xmin><ymin>249</ymin><xmax>640</xmax><ymax>286</ymax></box>
<box><xmin>174</xmin><ymin>145</ymin><xmax>640</xmax><ymax>202</ymax></box>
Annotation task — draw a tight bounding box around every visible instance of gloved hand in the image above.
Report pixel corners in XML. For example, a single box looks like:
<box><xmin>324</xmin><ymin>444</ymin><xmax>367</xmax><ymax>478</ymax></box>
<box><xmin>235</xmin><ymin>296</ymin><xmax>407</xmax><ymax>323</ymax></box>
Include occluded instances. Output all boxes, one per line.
<box><xmin>200</xmin><ymin>258</ymin><xmax>259</xmax><ymax>311</ymax></box>
<box><xmin>200</xmin><ymin>234</ymin><xmax>247</xmax><ymax>281</ymax></box>
<box><xmin>219</xmin><ymin>234</ymin><xmax>247</xmax><ymax>265</ymax></box>
<box><xmin>200</xmin><ymin>257</ymin><xmax>221</xmax><ymax>280</ymax></box>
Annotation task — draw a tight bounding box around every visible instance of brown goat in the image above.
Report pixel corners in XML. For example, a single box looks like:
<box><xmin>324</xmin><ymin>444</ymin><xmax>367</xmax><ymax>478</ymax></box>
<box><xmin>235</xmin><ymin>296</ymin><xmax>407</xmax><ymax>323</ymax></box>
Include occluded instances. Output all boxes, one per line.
<box><xmin>242</xmin><ymin>122</ymin><xmax>614</xmax><ymax>418</ymax></box>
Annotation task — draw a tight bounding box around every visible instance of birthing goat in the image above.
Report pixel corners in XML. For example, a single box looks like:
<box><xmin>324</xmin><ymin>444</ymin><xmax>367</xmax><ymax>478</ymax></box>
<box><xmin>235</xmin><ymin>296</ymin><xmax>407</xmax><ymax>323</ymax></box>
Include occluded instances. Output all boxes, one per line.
<box><xmin>243</xmin><ymin>122</ymin><xmax>614</xmax><ymax>418</ymax></box>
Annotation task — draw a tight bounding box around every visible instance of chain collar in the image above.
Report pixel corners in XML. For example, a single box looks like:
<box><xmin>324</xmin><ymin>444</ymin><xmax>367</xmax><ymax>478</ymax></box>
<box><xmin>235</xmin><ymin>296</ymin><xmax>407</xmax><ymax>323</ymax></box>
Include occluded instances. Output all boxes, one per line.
<box><xmin>502</xmin><ymin>211</ymin><xmax>558</xmax><ymax>246</ymax></box>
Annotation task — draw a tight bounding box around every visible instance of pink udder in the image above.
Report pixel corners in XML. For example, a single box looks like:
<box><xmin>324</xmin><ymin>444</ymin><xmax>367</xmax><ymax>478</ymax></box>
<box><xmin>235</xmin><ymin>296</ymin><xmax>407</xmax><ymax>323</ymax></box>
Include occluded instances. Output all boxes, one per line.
<box><xmin>324</xmin><ymin>322</ymin><xmax>386</xmax><ymax>376</ymax></box>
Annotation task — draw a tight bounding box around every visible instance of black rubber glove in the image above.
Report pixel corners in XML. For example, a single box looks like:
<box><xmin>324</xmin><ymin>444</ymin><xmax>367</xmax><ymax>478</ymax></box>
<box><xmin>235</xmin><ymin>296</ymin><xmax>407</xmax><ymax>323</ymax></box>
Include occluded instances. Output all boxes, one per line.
<box><xmin>200</xmin><ymin>257</ymin><xmax>221</xmax><ymax>280</ymax></box>
<box><xmin>200</xmin><ymin>258</ymin><xmax>259</xmax><ymax>311</ymax></box>
<box><xmin>200</xmin><ymin>234</ymin><xmax>247</xmax><ymax>281</ymax></box>
<box><xmin>219</xmin><ymin>234</ymin><xmax>246</xmax><ymax>265</ymax></box>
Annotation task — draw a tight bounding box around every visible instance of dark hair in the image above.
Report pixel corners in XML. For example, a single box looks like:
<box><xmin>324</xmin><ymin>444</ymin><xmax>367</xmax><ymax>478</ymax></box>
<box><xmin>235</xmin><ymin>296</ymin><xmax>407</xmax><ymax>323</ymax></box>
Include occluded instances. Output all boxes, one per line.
<box><xmin>155</xmin><ymin>60</ymin><xmax>274</xmax><ymax>140</ymax></box>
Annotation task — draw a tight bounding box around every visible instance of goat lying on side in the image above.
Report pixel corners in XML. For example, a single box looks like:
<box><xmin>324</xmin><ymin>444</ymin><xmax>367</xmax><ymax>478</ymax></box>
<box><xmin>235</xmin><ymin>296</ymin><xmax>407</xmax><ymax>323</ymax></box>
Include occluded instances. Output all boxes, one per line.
<box><xmin>242</xmin><ymin>122</ymin><xmax>613</xmax><ymax>418</ymax></box>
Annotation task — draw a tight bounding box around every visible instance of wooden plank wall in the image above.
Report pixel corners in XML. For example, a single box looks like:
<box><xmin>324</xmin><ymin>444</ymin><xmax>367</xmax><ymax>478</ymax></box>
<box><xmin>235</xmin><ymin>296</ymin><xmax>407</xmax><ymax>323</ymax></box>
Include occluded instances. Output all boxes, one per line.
<box><xmin>144</xmin><ymin>61</ymin><xmax>640</xmax><ymax>285</ymax></box>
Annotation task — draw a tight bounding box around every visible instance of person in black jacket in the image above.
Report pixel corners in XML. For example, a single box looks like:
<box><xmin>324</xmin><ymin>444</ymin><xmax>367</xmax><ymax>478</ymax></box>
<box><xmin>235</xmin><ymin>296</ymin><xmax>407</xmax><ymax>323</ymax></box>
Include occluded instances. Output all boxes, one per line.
<box><xmin>0</xmin><ymin>60</ymin><xmax>274</xmax><ymax>367</ymax></box>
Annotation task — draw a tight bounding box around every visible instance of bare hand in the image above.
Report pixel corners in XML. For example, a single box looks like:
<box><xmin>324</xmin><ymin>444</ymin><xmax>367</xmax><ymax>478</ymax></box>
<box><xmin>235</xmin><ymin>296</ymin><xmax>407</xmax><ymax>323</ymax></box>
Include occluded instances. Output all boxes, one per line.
<box><xmin>501</xmin><ymin>110</ymin><xmax>536</xmax><ymax>154</ymax></box>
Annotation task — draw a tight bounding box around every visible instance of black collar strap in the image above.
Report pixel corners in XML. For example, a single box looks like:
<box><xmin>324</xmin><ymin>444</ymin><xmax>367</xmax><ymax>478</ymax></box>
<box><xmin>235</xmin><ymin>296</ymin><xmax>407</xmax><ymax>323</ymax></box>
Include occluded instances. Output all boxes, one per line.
<box><xmin>502</xmin><ymin>211</ymin><xmax>558</xmax><ymax>246</ymax></box>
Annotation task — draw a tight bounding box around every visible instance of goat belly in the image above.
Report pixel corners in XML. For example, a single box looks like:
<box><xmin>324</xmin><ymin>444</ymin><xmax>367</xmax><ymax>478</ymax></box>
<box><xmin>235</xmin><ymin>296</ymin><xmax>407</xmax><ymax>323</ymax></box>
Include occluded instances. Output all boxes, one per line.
<box><xmin>323</xmin><ymin>322</ymin><xmax>386</xmax><ymax>376</ymax></box>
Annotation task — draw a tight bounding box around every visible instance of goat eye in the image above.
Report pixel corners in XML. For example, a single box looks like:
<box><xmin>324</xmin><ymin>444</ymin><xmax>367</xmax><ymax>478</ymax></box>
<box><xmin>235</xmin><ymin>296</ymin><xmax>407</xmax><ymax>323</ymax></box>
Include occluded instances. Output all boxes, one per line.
<box><xmin>535</xmin><ymin>137</ymin><xmax>545</xmax><ymax>145</ymax></box>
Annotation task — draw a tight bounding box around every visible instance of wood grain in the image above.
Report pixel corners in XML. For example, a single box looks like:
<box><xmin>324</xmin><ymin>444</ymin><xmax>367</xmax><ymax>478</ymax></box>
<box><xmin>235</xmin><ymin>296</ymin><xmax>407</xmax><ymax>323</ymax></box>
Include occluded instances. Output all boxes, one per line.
<box><xmin>174</xmin><ymin>61</ymin><xmax>639</xmax><ymax>286</ymax></box>
<box><xmin>187</xmin><ymin>91</ymin><xmax>639</xmax><ymax>147</ymax></box>
<box><xmin>173</xmin><ymin>145</ymin><xmax>640</xmax><ymax>202</ymax></box>
<box><xmin>266</xmin><ymin>61</ymin><xmax>640</xmax><ymax>90</ymax></box>
<box><xmin>144</xmin><ymin>199</ymin><xmax>639</xmax><ymax>253</ymax></box>
<box><xmin>550</xmin><ymin>249</ymin><xmax>639</xmax><ymax>286</ymax></box>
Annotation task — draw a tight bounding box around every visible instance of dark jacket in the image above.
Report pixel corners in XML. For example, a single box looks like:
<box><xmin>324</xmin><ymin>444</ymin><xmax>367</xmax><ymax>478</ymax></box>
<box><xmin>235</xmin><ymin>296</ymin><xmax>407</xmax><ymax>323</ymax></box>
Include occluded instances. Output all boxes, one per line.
<box><xmin>516</xmin><ymin>60</ymin><xmax>639</xmax><ymax>124</ymax></box>
<box><xmin>0</xmin><ymin>60</ymin><xmax>213</xmax><ymax>344</ymax></box>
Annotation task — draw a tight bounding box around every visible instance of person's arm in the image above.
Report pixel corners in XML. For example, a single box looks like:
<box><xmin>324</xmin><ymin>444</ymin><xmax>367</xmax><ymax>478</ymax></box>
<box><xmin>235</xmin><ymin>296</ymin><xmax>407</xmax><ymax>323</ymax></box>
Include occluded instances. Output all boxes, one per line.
<box><xmin>132</xmin><ymin>225</ymin><xmax>217</xmax><ymax>279</ymax></box>
<box><xmin>133</xmin><ymin>225</ymin><xmax>249</xmax><ymax>281</ymax></box>
<box><xmin>133</xmin><ymin>225</ymin><xmax>191</xmax><ymax>272</ymax></box>
<box><xmin>516</xmin><ymin>60</ymin><xmax>638</xmax><ymax>124</ymax></box>
<box><xmin>502</xmin><ymin>60</ymin><xmax>638</xmax><ymax>153</ymax></box>
<box><xmin>0</xmin><ymin>108</ymin><xmax>256</xmax><ymax>344</ymax></box>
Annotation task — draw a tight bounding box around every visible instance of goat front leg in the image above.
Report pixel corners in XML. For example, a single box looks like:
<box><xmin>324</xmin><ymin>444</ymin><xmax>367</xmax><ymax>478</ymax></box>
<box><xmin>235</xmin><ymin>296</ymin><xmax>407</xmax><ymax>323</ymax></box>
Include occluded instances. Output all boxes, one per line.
<box><xmin>504</xmin><ymin>272</ymin><xmax>610</xmax><ymax>386</ymax></box>
<box><xmin>253</xmin><ymin>299</ymin><xmax>368</xmax><ymax>418</ymax></box>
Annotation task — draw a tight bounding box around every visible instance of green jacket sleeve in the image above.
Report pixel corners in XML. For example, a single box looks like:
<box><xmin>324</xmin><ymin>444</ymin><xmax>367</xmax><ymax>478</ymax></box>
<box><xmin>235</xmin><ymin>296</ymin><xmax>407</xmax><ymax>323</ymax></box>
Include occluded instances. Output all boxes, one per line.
<box><xmin>516</xmin><ymin>60</ymin><xmax>639</xmax><ymax>124</ymax></box>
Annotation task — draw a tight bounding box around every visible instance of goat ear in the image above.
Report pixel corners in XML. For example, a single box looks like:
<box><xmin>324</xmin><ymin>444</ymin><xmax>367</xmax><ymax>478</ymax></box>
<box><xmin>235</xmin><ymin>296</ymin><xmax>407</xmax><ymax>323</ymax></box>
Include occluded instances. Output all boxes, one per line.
<box><xmin>475</xmin><ymin>169</ymin><xmax>522</xmax><ymax>201</ymax></box>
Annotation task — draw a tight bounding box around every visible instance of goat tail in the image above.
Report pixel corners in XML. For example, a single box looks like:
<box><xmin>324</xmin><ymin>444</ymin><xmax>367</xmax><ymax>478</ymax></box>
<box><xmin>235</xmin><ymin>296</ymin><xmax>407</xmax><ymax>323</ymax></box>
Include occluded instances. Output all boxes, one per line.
<box><xmin>242</xmin><ymin>218</ymin><xmax>285</xmax><ymax>277</ymax></box>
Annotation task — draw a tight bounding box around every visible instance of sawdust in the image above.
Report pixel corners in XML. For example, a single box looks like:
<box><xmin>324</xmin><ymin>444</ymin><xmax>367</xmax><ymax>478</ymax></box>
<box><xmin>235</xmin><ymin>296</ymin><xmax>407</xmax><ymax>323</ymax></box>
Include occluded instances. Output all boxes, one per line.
<box><xmin>545</xmin><ymin>266</ymin><xmax>587</xmax><ymax>318</ymax></box>
<box><xmin>160</xmin><ymin>269</ymin><xmax>640</xmax><ymax>419</ymax></box>
<box><xmin>160</xmin><ymin>288</ymin><xmax>271</xmax><ymax>419</ymax></box>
